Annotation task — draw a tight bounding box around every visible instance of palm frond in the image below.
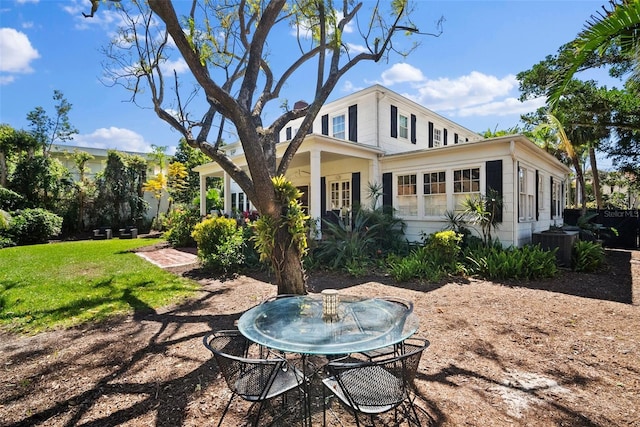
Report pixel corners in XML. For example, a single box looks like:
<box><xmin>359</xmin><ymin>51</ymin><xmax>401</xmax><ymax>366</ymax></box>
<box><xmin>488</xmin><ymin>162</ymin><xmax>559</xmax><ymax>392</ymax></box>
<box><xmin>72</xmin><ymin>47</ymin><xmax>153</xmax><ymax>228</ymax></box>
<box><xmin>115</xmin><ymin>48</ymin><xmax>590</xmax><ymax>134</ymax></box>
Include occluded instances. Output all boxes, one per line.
<box><xmin>548</xmin><ymin>0</ymin><xmax>640</xmax><ymax>107</ymax></box>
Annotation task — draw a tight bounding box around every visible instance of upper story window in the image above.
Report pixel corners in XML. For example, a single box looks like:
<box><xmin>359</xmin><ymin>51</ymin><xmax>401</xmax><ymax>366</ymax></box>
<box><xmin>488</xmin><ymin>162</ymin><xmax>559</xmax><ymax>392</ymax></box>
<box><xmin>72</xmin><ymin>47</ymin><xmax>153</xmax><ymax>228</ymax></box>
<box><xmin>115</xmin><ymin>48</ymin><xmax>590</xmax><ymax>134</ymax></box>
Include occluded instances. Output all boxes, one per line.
<box><xmin>332</xmin><ymin>114</ymin><xmax>345</xmax><ymax>139</ymax></box>
<box><xmin>399</xmin><ymin>114</ymin><xmax>408</xmax><ymax>139</ymax></box>
<box><xmin>433</xmin><ymin>128</ymin><xmax>442</xmax><ymax>147</ymax></box>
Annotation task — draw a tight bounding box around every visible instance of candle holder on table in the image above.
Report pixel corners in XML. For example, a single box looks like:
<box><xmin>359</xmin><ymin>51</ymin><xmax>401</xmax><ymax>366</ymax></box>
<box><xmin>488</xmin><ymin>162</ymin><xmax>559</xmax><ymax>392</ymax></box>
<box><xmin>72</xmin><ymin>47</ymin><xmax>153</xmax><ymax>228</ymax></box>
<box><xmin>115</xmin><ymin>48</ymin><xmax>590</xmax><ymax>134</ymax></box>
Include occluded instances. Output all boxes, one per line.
<box><xmin>322</xmin><ymin>289</ymin><xmax>339</xmax><ymax>321</ymax></box>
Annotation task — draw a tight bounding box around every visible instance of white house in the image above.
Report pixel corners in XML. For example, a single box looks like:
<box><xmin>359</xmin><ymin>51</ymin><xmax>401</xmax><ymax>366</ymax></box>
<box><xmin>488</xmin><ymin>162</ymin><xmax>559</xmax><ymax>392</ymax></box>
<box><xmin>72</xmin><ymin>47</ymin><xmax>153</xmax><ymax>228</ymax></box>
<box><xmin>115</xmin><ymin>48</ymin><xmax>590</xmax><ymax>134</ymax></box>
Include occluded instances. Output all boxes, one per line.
<box><xmin>194</xmin><ymin>85</ymin><xmax>571</xmax><ymax>247</ymax></box>
<box><xmin>50</xmin><ymin>144</ymin><xmax>170</xmax><ymax>222</ymax></box>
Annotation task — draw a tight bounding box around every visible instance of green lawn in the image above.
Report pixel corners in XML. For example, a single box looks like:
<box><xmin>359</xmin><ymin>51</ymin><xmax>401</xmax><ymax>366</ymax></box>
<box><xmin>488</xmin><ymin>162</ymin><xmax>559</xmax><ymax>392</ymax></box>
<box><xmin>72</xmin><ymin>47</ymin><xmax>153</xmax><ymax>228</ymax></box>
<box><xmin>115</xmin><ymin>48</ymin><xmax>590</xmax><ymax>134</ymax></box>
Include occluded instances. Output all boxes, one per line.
<box><xmin>0</xmin><ymin>238</ymin><xmax>200</xmax><ymax>335</ymax></box>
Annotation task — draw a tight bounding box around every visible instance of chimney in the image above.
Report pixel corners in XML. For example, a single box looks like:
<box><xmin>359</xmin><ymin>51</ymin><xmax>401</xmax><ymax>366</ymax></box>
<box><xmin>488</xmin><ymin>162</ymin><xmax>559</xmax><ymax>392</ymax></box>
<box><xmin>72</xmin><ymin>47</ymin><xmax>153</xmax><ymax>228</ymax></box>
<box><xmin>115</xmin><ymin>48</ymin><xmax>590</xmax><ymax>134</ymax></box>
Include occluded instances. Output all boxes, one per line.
<box><xmin>293</xmin><ymin>100</ymin><xmax>308</xmax><ymax>110</ymax></box>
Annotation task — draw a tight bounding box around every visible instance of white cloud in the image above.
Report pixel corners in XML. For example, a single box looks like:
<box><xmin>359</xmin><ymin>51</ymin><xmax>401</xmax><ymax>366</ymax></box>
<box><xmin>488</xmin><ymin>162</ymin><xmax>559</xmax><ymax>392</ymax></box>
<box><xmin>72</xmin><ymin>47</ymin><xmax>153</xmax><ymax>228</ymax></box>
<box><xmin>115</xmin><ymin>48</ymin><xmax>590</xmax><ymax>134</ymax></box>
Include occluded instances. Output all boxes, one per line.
<box><xmin>290</xmin><ymin>9</ymin><xmax>355</xmax><ymax>39</ymax></box>
<box><xmin>456</xmin><ymin>96</ymin><xmax>546</xmax><ymax>118</ymax></box>
<box><xmin>344</xmin><ymin>43</ymin><xmax>368</xmax><ymax>55</ymax></box>
<box><xmin>380</xmin><ymin>62</ymin><xmax>425</xmax><ymax>85</ymax></box>
<box><xmin>414</xmin><ymin>71</ymin><xmax>518</xmax><ymax>111</ymax></box>
<box><xmin>72</xmin><ymin>127</ymin><xmax>152</xmax><ymax>153</ymax></box>
<box><xmin>341</xmin><ymin>80</ymin><xmax>364</xmax><ymax>94</ymax></box>
<box><xmin>0</xmin><ymin>75</ymin><xmax>15</xmax><ymax>85</ymax></box>
<box><xmin>16</xmin><ymin>0</ymin><xmax>39</xmax><ymax>3</ymax></box>
<box><xmin>63</xmin><ymin>0</ymin><xmax>126</xmax><ymax>31</ymax></box>
<box><xmin>160</xmin><ymin>57</ymin><xmax>189</xmax><ymax>76</ymax></box>
<box><xmin>376</xmin><ymin>64</ymin><xmax>543</xmax><ymax>125</ymax></box>
<box><xmin>0</xmin><ymin>28</ymin><xmax>40</xmax><ymax>73</ymax></box>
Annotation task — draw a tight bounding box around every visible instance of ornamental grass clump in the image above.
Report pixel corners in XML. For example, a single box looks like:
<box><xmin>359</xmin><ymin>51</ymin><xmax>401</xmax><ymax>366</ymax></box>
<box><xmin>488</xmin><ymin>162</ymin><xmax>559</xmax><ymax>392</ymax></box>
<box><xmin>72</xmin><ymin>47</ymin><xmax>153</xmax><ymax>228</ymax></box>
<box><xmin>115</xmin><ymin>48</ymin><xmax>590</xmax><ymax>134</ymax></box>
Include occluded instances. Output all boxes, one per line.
<box><xmin>572</xmin><ymin>240</ymin><xmax>606</xmax><ymax>272</ymax></box>
<box><xmin>464</xmin><ymin>243</ymin><xmax>558</xmax><ymax>280</ymax></box>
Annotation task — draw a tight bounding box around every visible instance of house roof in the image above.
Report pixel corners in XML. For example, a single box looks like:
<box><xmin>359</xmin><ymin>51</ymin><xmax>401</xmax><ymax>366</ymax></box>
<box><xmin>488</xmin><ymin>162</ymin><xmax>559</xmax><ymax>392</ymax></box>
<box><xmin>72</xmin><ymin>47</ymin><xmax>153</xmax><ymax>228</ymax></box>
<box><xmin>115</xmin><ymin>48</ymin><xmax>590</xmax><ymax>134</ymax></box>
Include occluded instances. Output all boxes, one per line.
<box><xmin>381</xmin><ymin>134</ymin><xmax>572</xmax><ymax>174</ymax></box>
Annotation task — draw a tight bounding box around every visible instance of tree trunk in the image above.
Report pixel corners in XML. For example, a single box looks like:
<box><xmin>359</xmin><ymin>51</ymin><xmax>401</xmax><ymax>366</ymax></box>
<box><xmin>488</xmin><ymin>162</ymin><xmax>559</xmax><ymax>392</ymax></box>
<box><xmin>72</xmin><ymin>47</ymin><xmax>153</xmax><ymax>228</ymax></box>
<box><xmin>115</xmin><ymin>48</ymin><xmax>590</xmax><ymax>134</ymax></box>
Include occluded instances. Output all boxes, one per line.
<box><xmin>0</xmin><ymin>151</ymin><xmax>6</xmax><ymax>187</ymax></box>
<box><xmin>270</xmin><ymin>215</ymin><xmax>306</xmax><ymax>295</ymax></box>
<box><xmin>572</xmin><ymin>156</ymin><xmax>587</xmax><ymax>215</ymax></box>
<box><xmin>589</xmin><ymin>147</ymin><xmax>603</xmax><ymax>209</ymax></box>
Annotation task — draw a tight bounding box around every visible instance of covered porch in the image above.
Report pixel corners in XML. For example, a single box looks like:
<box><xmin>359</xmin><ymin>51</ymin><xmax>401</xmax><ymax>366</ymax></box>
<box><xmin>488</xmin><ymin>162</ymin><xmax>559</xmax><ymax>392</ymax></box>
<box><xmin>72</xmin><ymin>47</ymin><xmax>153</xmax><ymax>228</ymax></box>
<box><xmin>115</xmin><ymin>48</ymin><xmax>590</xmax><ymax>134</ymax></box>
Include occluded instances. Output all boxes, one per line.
<box><xmin>194</xmin><ymin>135</ymin><xmax>384</xmax><ymax>230</ymax></box>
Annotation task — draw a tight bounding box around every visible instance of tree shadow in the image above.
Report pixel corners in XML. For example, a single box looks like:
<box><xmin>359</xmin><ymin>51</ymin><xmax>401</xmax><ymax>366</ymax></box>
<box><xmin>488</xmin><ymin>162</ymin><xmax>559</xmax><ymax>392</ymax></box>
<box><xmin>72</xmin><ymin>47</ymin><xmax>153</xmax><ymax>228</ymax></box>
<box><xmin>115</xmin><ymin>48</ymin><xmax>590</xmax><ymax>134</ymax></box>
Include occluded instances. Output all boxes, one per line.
<box><xmin>1</xmin><ymin>283</ymin><xmax>240</xmax><ymax>427</ymax></box>
<box><xmin>497</xmin><ymin>249</ymin><xmax>634</xmax><ymax>304</ymax></box>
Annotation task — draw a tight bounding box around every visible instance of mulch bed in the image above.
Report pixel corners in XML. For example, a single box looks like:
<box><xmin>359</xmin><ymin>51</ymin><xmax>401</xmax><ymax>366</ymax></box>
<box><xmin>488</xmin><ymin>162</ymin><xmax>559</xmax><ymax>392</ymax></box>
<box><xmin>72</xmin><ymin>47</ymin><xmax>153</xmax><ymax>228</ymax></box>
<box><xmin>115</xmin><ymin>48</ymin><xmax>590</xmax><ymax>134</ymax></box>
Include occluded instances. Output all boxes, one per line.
<box><xmin>0</xmin><ymin>248</ymin><xmax>638</xmax><ymax>426</ymax></box>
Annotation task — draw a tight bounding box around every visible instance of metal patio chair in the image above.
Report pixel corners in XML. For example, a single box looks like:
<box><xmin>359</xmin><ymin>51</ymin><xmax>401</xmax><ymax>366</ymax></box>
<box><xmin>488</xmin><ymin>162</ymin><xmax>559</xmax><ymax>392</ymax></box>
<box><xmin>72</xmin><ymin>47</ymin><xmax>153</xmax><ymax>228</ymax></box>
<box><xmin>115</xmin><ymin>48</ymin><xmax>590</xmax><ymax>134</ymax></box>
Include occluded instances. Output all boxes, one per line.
<box><xmin>203</xmin><ymin>330</ymin><xmax>306</xmax><ymax>427</ymax></box>
<box><xmin>322</xmin><ymin>337</ymin><xmax>430</xmax><ymax>426</ymax></box>
<box><xmin>357</xmin><ymin>297</ymin><xmax>415</xmax><ymax>361</ymax></box>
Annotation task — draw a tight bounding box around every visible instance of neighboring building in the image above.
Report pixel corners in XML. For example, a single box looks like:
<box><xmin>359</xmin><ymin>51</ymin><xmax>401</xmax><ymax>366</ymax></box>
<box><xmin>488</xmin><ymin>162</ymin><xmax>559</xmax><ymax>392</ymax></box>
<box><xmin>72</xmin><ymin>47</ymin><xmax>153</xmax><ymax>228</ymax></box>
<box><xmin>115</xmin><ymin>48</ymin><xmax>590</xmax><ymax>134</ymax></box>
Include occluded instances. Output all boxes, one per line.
<box><xmin>194</xmin><ymin>85</ymin><xmax>571</xmax><ymax>247</ymax></box>
<box><xmin>50</xmin><ymin>144</ymin><xmax>169</xmax><ymax>221</ymax></box>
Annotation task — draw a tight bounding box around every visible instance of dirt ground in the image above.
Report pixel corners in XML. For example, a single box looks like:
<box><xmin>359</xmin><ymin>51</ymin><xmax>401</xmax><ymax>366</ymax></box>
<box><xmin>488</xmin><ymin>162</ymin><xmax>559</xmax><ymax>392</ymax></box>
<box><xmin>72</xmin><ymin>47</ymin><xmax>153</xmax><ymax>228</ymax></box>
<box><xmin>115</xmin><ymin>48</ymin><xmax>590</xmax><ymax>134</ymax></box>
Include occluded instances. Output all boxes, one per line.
<box><xmin>1</xmin><ymin>247</ymin><xmax>639</xmax><ymax>427</ymax></box>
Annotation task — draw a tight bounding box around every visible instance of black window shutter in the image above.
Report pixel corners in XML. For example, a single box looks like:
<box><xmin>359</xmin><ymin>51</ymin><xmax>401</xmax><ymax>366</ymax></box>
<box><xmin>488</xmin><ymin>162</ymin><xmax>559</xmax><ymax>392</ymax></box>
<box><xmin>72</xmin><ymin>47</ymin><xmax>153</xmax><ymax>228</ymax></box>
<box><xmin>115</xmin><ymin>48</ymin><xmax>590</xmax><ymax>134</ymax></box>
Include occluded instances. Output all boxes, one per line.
<box><xmin>382</xmin><ymin>173</ymin><xmax>393</xmax><ymax>214</ymax></box>
<box><xmin>517</xmin><ymin>162</ymin><xmax>520</xmax><ymax>222</ymax></box>
<box><xmin>286</xmin><ymin>127</ymin><xmax>292</xmax><ymax>140</ymax></box>
<box><xmin>561</xmin><ymin>181</ymin><xmax>565</xmax><ymax>218</ymax></box>
<box><xmin>454</xmin><ymin>133</ymin><xmax>459</xmax><ymax>144</ymax></box>
<box><xmin>352</xmin><ymin>172</ymin><xmax>361</xmax><ymax>210</ymax></box>
<box><xmin>535</xmin><ymin>170</ymin><xmax>539</xmax><ymax>220</ymax></box>
<box><xmin>410</xmin><ymin>114</ymin><xmax>417</xmax><ymax>144</ymax></box>
<box><xmin>321</xmin><ymin>114</ymin><xmax>329</xmax><ymax>135</ymax></box>
<box><xmin>321</xmin><ymin>177</ymin><xmax>327</xmax><ymax>215</ymax></box>
<box><xmin>486</xmin><ymin>160</ymin><xmax>503</xmax><ymax>223</ymax></box>
<box><xmin>428</xmin><ymin>122</ymin><xmax>434</xmax><ymax>148</ymax></box>
<box><xmin>348</xmin><ymin>104</ymin><xmax>358</xmax><ymax>142</ymax></box>
<box><xmin>390</xmin><ymin>105</ymin><xmax>398</xmax><ymax>138</ymax></box>
<box><xmin>443</xmin><ymin>128</ymin><xmax>448</xmax><ymax>146</ymax></box>
<box><xmin>550</xmin><ymin>176</ymin><xmax>555</xmax><ymax>217</ymax></box>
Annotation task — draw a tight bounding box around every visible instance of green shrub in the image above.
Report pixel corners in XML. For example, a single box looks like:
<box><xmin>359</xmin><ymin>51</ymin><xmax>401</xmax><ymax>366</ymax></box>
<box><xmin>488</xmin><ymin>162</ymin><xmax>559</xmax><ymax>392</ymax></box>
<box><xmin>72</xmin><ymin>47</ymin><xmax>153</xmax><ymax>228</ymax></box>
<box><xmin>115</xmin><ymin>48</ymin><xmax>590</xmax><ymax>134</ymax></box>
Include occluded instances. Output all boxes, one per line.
<box><xmin>9</xmin><ymin>208</ymin><xmax>63</xmax><ymax>245</ymax></box>
<box><xmin>464</xmin><ymin>243</ymin><xmax>558</xmax><ymax>280</ymax></box>
<box><xmin>387</xmin><ymin>231</ymin><xmax>463</xmax><ymax>282</ymax></box>
<box><xmin>314</xmin><ymin>210</ymin><xmax>378</xmax><ymax>276</ymax></box>
<box><xmin>356</xmin><ymin>207</ymin><xmax>408</xmax><ymax>256</ymax></box>
<box><xmin>572</xmin><ymin>240</ymin><xmax>605</xmax><ymax>272</ymax></box>
<box><xmin>191</xmin><ymin>216</ymin><xmax>244</xmax><ymax>272</ymax></box>
<box><xmin>163</xmin><ymin>206</ymin><xmax>201</xmax><ymax>247</ymax></box>
<box><xmin>0</xmin><ymin>187</ymin><xmax>24</xmax><ymax>211</ymax></box>
<box><xmin>0</xmin><ymin>236</ymin><xmax>16</xmax><ymax>248</ymax></box>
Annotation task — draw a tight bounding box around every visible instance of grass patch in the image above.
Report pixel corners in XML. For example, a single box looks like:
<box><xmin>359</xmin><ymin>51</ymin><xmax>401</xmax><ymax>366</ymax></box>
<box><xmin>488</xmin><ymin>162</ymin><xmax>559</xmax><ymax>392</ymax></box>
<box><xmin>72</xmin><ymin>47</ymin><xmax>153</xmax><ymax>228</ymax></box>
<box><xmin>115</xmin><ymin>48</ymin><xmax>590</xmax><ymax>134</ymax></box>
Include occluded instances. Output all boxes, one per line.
<box><xmin>0</xmin><ymin>238</ymin><xmax>200</xmax><ymax>335</ymax></box>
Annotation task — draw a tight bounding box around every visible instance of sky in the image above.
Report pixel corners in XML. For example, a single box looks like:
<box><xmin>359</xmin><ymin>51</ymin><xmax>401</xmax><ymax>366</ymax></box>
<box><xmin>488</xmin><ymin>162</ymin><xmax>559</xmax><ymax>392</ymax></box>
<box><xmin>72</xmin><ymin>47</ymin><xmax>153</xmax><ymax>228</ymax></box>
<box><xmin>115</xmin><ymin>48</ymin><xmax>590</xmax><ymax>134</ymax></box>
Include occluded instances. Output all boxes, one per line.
<box><xmin>0</xmin><ymin>0</ymin><xmax>623</xmax><ymax>159</ymax></box>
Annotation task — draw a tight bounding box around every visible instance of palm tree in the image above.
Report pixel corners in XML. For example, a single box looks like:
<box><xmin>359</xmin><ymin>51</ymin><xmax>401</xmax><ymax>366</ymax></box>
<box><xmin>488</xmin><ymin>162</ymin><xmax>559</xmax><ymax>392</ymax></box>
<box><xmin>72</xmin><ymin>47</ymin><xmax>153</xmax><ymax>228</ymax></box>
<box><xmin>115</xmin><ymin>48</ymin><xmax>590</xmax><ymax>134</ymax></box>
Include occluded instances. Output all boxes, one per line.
<box><xmin>549</xmin><ymin>0</ymin><xmax>640</xmax><ymax>107</ymax></box>
<box><xmin>537</xmin><ymin>113</ymin><xmax>589</xmax><ymax>213</ymax></box>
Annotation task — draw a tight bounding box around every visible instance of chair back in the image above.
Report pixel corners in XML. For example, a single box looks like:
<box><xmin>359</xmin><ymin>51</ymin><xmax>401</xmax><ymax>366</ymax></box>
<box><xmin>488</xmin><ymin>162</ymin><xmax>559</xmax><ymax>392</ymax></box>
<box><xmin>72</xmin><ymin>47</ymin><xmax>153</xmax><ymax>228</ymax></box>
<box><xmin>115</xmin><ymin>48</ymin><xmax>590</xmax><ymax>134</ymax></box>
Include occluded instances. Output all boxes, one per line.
<box><xmin>326</xmin><ymin>338</ymin><xmax>429</xmax><ymax>410</ymax></box>
<box><xmin>203</xmin><ymin>330</ymin><xmax>292</xmax><ymax>401</ymax></box>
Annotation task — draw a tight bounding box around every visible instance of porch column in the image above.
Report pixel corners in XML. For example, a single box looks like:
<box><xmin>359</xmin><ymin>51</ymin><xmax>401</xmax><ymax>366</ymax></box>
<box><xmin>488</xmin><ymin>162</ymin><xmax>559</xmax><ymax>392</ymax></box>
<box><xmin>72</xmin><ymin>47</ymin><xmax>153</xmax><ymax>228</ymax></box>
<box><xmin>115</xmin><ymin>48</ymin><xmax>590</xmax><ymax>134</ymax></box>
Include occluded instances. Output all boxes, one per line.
<box><xmin>199</xmin><ymin>174</ymin><xmax>207</xmax><ymax>216</ymax></box>
<box><xmin>224</xmin><ymin>171</ymin><xmax>232</xmax><ymax>214</ymax></box>
<box><xmin>370</xmin><ymin>156</ymin><xmax>381</xmax><ymax>209</ymax></box>
<box><xmin>310</xmin><ymin>149</ymin><xmax>322</xmax><ymax>238</ymax></box>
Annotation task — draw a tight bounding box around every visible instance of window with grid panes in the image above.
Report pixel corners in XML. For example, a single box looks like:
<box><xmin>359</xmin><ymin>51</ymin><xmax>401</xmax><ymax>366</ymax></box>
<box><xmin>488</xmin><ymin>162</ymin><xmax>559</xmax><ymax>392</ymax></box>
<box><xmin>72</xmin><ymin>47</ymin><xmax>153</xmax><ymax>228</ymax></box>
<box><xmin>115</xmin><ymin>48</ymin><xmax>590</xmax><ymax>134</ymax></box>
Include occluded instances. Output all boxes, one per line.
<box><xmin>433</xmin><ymin>128</ymin><xmax>442</xmax><ymax>147</ymax></box>
<box><xmin>423</xmin><ymin>171</ymin><xmax>447</xmax><ymax>216</ymax></box>
<box><xmin>518</xmin><ymin>166</ymin><xmax>535</xmax><ymax>221</ymax></box>
<box><xmin>552</xmin><ymin>178</ymin><xmax>562</xmax><ymax>218</ymax></box>
<box><xmin>399</xmin><ymin>114</ymin><xmax>408</xmax><ymax>139</ymax></box>
<box><xmin>397</xmin><ymin>174</ymin><xmax>417</xmax><ymax>216</ymax></box>
<box><xmin>330</xmin><ymin>180</ymin><xmax>350</xmax><ymax>211</ymax></box>
<box><xmin>332</xmin><ymin>115</ymin><xmax>345</xmax><ymax>139</ymax></box>
<box><xmin>453</xmin><ymin>167</ymin><xmax>480</xmax><ymax>210</ymax></box>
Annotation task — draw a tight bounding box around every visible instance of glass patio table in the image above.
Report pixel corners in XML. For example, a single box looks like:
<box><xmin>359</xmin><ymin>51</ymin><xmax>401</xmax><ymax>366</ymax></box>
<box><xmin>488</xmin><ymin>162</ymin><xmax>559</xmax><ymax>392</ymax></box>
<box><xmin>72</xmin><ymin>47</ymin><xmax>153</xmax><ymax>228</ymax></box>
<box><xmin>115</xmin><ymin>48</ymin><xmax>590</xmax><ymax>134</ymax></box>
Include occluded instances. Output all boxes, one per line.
<box><xmin>238</xmin><ymin>294</ymin><xmax>419</xmax><ymax>425</ymax></box>
<box><xmin>237</xmin><ymin>294</ymin><xmax>419</xmax><ymax>355</ymax></box>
